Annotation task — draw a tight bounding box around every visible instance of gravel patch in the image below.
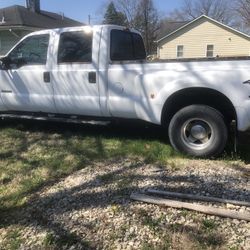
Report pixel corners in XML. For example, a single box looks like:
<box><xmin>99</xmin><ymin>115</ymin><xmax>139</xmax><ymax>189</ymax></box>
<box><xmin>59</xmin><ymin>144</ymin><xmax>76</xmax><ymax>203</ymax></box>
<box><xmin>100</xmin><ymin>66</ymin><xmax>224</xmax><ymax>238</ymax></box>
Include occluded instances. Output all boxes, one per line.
<box><xmin>1</xmin><ymin>158</ymin><xmax>250</xmax><ymax>250</ymax></box>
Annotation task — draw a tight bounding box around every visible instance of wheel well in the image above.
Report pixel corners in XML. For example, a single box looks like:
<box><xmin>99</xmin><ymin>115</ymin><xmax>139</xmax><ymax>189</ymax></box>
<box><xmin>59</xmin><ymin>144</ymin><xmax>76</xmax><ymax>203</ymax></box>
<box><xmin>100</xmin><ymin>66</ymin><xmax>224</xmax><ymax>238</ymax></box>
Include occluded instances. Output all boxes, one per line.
<box><xmin>161</xmin><ymin>88</ymin><xmax>237</xmax><ymax>126</ymax></box>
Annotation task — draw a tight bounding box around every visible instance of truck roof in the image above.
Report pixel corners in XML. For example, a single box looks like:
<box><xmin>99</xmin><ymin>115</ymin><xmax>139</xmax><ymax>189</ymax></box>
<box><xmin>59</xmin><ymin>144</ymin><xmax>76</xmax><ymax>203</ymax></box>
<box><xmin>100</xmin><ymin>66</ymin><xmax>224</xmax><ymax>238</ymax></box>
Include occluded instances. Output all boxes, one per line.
<box><xmin>25</xmin><ymin>25</ymin><xmax>140</xmax><ymax>36</ymax></box>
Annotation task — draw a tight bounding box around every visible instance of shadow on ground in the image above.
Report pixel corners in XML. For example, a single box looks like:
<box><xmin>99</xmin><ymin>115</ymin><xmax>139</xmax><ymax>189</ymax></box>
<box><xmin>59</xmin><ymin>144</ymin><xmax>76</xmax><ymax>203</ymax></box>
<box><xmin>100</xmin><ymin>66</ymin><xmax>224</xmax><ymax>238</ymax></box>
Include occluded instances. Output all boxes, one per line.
<box><xmin>2</xmin><ymin>160</ymin><xmax>242</xmax><ymax>248</ymax></box>
<box><xmin>1</xmin><ymin>118</ymin><xmax>250</xmax><ymax>162</ymax></box>
<box><xmin>0</xmin><ymin>119</ymin><xmax>249</xmax><ymax>249</ymax></box>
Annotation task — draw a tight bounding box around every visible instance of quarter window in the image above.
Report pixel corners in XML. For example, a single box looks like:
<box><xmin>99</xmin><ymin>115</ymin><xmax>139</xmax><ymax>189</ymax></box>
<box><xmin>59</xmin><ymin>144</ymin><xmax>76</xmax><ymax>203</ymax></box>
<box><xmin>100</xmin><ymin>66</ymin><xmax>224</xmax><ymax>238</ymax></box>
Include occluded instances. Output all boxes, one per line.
<box><xmin>177</xmin><ymin>45</ymin><xmax>184</xmax><ymax>58</ymax></box>
<box><xmin>110</xmin><ymin>30</ymin><xmax>146</xmax><ymax>61</ymax></box>
<box><xmin>58</xmin><ymin>31</ymin><xmax>92</xmax><ymax>64</ymax></box>
<box><xmin>8</xmin><ymin>34</ymin><xmax>49</xmax><ymax>66</ymax></box>
<box><xmin>206</xmin><ymin>45</ymin><xmax>214</xmax><ymax>57</ymax></box>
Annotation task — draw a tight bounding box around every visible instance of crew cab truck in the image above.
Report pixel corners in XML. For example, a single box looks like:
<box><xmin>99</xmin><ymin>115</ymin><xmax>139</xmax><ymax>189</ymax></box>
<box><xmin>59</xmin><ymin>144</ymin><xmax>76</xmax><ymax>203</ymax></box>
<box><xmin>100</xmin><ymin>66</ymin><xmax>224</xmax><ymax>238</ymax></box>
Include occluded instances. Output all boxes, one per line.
<box><xmin>0</xmin><ymin>25</ymin><xmax>250</xmax><ymax>157</ymax></box>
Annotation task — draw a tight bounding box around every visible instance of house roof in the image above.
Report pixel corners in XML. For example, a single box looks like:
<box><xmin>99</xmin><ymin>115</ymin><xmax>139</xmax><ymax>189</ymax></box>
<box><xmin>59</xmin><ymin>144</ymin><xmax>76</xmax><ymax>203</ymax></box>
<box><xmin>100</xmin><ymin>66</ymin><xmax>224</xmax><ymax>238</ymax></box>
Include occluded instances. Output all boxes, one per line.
<box><xmin>157</xmin><ymin>21</ymin><xmax>189</xmax><ymax>40</ymax></box>
<box><xmin>157</xmin><ymin>15</ymin><xmax>250</xmax><ymax>43</ymax></box>
<box><xmin>0</xmin><ymin>5</ymin><xmax>83</xmax><ymax>29</ymax></box>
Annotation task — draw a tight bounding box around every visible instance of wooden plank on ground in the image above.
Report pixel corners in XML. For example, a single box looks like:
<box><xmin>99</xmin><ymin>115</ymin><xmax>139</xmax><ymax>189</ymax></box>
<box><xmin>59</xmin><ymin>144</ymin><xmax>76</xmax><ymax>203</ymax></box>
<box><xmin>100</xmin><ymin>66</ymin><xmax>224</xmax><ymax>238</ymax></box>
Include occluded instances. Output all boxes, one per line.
<box><xmin>147</xmin><ymin>189</ymin><xmax>250</xmax><ymax>207</ymax></box>
<box><xmin>130</xmin><ymin>193</ymin><xmax>250</xmax><ymax>222</ymax></box>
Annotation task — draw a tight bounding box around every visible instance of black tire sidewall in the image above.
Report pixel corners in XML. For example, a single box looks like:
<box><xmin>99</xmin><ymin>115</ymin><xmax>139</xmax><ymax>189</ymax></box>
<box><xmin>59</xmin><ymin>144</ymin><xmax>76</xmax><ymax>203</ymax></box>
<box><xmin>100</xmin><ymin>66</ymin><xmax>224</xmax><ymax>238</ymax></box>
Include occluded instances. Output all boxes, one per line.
<box><xmin>168</xmin><ymin>105</ymin><xmax>228</xmax><ymax>157</ymax></box>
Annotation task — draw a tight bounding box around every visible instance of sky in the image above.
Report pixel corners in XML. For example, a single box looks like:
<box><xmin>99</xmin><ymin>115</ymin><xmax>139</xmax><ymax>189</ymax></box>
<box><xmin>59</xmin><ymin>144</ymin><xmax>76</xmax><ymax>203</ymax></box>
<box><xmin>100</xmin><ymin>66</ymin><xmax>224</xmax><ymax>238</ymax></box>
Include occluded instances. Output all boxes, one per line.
<box><xmin>0</xmin><ymin>0</ymin><xmax>183</xmax><ymax>24</ymax></box>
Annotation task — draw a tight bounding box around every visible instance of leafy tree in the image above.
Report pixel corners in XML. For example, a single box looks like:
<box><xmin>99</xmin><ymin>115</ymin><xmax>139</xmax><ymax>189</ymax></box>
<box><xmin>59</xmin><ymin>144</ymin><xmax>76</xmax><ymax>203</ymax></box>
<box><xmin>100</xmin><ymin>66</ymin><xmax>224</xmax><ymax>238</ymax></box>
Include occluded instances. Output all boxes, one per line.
<box><xmin>103</xmin><ymin>1</ymin><xmax>127</xmax><ymax>26</ymax></box>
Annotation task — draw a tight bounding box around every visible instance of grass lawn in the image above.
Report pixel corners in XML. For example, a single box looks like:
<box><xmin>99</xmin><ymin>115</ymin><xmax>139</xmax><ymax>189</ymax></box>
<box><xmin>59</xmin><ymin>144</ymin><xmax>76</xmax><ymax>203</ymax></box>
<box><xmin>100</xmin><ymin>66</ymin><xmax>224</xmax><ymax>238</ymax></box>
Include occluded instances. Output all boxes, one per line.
<box><xmin>0</xmin><ymin>119</ymin><xmax>249</xmax><ymax>249</ymax></box>
<box><xmin>0</xmin><ymin>119</ymin><xmax>178</xmax><ymax>212</ymax></box>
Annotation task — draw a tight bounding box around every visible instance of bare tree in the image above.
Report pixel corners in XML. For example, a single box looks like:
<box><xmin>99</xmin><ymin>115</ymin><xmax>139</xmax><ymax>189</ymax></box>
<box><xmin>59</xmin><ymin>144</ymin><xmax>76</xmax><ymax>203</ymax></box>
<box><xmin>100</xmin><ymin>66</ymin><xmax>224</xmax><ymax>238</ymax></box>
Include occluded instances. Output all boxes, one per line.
<box><xmin>114</xmin><ymin>0</ymin><xmax>138</xmax><ymax>27</ymax></box>
<box><xmin>133</xmin><ymin>0</ymin><xmax>160</xmax><ymax>54</ymax></box>
<box><xmin>111</xmin><ymin>0</ymin><xmax>159</xmax><ymax>54</ymax></box>
<box><xmin>236</xmin><ymin>0</ymin><xmax>250</xmax><ymax>26</ymax></box>
<box><xmin>168</xmin><ymin>0</ymin><xmax>234</xmax><ymax>24</ymax></box>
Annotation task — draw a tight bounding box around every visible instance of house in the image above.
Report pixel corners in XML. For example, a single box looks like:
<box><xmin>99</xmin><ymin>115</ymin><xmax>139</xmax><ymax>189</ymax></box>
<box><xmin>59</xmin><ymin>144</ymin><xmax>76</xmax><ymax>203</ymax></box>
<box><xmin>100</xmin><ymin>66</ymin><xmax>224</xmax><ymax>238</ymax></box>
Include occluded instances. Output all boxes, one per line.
<box><xmin>157</xmin><ymin>15</ymin><xmax>250</xmax><ymax>60</ymax></box>
<box><xmin>0</xmin><ymin>0</ymin><xmax>83</xmax><ymax>55</ymax></box>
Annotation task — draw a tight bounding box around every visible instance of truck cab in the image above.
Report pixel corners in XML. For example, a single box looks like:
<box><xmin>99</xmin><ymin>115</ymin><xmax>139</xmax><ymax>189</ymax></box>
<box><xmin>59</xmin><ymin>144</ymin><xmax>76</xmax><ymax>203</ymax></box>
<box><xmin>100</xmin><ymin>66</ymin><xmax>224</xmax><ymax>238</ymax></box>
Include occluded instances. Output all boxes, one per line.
<box><xmin>0</xmin><ymin>25</ymin><xmax>146</xmax><ymax>118</ymax></box>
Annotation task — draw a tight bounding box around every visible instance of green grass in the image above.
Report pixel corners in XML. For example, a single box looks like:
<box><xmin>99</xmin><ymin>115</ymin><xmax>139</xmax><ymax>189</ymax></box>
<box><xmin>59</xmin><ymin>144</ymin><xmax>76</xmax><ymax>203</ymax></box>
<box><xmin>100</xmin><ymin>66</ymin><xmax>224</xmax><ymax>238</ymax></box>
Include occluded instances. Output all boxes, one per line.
<box><xmin>141</xmin><ymin>240</ymin><xmax>170</xmax><ymax>250</ymax></box>
<box><xmin>202</xmin><ymin>219</ymin><xmax>218</xmax><ymax>231</ymax></box>
<box><xmin>0</xmin><ymin>120</ymin><xmax>249</xmax><ymax>214</ymax></box>
<box><xmin>0</xmin><ymin>120</ymin><xmax>177</xmax><ymax>212</ymax></box>
<box><xmin>42</xmin><ymin>231</ymin><xmax>91</xmax><ymax>249</ymax></box>
<box><xmin>2</xmin><ymin>228</ymin><xmax>23</xmax><ymax>250</ymax></box>
<box><xmin>43</xmin><ymin>232</ymin><xmax>55</xmax><ymax>247</ymax></box>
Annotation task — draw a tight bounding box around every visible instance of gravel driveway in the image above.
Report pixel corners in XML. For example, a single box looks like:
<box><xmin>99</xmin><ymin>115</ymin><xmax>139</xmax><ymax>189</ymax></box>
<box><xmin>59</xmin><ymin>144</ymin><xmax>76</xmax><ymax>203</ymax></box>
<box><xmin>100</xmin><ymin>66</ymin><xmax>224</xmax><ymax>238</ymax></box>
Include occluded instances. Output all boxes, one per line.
<box><xmin>1</xmin><ymin>158</ymin><xmax>250</xmax><ymax>250</ymax></box>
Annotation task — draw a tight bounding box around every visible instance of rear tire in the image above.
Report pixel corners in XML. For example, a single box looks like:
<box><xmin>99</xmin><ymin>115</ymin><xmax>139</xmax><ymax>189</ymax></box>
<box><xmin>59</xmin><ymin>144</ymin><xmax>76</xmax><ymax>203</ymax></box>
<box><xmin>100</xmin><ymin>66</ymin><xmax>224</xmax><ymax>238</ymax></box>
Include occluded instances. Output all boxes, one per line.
<box><xmin>168</xmin><ymin>105</ymin><xmax>228</xmax><ymax>157</ymax></box>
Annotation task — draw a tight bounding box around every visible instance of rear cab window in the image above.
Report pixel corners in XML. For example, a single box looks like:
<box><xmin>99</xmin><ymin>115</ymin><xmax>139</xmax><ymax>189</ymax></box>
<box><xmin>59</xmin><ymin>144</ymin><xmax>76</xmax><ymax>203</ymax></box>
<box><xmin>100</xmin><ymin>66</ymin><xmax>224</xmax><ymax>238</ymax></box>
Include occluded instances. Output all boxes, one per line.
<box><xmin>110</xmin><ymin>29</ymin><xmax>146</xmax><ymax>62</ymax></box>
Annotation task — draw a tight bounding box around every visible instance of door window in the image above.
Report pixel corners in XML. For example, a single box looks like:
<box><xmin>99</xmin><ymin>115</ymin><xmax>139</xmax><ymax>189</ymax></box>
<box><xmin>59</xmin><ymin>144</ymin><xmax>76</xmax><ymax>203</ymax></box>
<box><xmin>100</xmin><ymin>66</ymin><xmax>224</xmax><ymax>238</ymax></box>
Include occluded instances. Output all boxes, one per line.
<box><xmin>58</xmin><ymin>31</ymin><xmax>93</xmax><ymax>64</ymax></box>
<box><xmin>8</xmin><ymin>34</ymin><xmax>49</xmax><ymax>68</ymax></box>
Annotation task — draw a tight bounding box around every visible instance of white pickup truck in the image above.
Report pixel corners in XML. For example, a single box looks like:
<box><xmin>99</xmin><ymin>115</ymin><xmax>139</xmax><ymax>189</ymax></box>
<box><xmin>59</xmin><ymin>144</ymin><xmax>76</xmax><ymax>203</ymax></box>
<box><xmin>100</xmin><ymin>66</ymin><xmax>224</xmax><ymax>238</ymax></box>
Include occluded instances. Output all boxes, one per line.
<box><xmin>0</xmin><ymin>25</ymin><xmax>250</xmax><ymax>157</ymax></box>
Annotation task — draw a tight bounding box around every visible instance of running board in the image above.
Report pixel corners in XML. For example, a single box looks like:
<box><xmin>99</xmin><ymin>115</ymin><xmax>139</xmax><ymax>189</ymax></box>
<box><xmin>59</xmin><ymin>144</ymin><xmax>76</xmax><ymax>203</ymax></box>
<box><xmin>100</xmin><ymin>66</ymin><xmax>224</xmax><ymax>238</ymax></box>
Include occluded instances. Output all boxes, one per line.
<box><xmin>0</xmin><ymin>114</ymin><xmax>110</xmax><ymax>126</ymax></box>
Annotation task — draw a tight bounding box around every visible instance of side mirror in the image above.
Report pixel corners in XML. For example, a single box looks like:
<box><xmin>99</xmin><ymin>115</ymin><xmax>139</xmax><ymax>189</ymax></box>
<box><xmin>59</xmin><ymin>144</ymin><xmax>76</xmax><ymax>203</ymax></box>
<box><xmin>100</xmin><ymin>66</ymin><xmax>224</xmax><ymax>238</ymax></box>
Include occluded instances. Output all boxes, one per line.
<box><xmin>0</xmin><ymin>57</ymin><xmax>10</xmax><ymax>70</ymax></box>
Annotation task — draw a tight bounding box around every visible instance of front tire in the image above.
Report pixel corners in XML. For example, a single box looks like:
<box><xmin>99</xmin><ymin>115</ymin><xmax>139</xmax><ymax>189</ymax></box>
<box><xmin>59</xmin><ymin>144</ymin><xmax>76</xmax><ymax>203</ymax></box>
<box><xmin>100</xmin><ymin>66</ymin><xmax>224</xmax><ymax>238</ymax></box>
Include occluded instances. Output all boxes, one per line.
<box><xmin>168</xmin><ymin>105</ymin><xmax>228</xmax><ymax>157</ymax></box>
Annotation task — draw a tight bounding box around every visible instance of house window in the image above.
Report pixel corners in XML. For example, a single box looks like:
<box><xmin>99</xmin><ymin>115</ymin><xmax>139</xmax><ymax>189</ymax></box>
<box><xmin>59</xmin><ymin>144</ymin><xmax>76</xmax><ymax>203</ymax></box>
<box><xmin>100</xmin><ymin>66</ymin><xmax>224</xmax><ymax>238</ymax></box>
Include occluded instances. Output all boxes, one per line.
<box><xmin>206</xmin><ymin>45</ymin><xmax>214</xmax><ymax>57</ymax></box>
<box><xmin>177</xmin><ymin>45</ymin><xmax>184</xmax><ymax>58</ymax></box>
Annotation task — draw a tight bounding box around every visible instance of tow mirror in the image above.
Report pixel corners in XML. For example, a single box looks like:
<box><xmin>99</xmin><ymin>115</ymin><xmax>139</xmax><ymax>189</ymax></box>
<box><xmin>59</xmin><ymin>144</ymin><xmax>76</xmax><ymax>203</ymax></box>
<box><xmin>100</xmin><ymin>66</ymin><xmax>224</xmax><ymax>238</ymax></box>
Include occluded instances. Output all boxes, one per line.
<box><xmin>0</xmin><ymin>57</ymin><xmax>11</xmax><ymax>70</ymax></box>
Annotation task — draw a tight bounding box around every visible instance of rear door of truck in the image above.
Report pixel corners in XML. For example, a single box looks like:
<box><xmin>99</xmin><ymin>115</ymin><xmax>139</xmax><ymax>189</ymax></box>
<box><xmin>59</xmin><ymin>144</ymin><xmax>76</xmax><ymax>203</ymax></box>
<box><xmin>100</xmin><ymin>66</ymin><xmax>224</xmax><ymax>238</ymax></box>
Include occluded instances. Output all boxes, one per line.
<box><xmin>51</xmin><ymin>27</ymin><xmax>101</xmax><ymax>116</ymax></box>
<box><xmin>107</xmin><ymin>29</ymin><xmax>146</xmax><ymax>118</ymax></box>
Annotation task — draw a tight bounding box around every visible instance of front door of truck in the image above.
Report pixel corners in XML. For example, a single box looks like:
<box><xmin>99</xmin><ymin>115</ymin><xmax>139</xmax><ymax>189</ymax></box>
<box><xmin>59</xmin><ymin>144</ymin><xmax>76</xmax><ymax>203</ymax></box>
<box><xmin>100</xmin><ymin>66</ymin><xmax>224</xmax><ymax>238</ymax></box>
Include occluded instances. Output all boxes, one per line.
<box><xmin>0</xmin><ymin>33</ymin><xmax>56</xmax><ymax>113</ymax></box>
<box><xmin>52</xmin><ymin>29</ymin><xmax>101</xmax><ymax>116</ymax></box>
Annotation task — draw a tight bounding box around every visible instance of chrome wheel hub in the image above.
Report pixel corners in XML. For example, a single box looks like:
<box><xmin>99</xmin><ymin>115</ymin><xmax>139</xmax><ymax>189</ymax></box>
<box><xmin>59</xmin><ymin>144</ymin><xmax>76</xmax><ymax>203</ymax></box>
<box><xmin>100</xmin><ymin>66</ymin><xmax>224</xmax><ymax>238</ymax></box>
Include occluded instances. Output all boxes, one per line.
<box><xmin>181</xmin><ymin>119</ymin><xmax>213</xmax><ymax>150</ymax></box>
<box><xmin>190</xmin><ymin>125</ymin><xmax>207</xmax><ymax>140</ymax></box>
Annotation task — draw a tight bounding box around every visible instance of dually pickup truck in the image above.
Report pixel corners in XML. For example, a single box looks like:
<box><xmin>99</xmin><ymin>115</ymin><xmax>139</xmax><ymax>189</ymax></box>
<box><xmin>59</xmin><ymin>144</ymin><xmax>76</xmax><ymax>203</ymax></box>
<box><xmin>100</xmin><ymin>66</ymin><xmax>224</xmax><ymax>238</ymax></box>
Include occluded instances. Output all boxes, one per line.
<box><xmin>0</xmin><ymin>25</ymin><xmax>250</xmax><ymax>157</ymax></box>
